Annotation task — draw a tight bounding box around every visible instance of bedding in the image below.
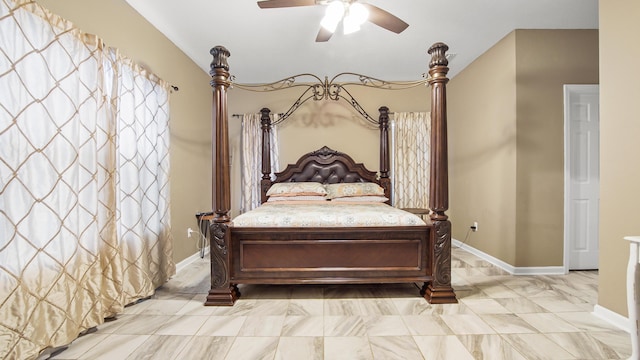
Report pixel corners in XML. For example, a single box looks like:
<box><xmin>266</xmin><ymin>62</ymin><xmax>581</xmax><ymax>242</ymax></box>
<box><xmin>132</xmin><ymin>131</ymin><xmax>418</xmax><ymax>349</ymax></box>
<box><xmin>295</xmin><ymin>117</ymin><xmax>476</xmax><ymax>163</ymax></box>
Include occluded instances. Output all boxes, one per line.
<box><xmin>233</xmin><ymin>202</ymin><xmax>426</xmax><ymax>227</ymax></box>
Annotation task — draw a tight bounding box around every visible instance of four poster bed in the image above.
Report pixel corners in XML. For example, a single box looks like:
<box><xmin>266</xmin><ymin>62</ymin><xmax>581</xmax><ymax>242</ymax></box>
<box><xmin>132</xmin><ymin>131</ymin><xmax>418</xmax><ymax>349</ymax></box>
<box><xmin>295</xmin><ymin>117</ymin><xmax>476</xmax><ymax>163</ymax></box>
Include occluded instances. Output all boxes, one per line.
<box><xmin>203</xmin><ymin>42</ymin><xmax>456</xmax><ymax>306</ymax></box>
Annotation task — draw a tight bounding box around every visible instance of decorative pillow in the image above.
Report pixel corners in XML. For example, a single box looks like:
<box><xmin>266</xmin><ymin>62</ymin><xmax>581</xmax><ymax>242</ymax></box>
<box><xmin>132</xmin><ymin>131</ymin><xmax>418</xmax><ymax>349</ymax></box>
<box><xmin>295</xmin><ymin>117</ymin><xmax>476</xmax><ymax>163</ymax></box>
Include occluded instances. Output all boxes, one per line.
<box><xmin>325</xmin><ymin>182</ymin><xmax>385</xmax><ymax>199</ymax></box>
<box><xmin>267</xmin><ymin>195</ymin><xmax>328</xmax><ymax>202</ymax></box>
<box><xmin>266</xmin><ymin>182</ymin><xmax>327</xmax><ymax>197</ymax></box>
<box><xmin>330</xmin><ymin>196</ymin><xmax>389</xmax><ymax>203</ymax></box>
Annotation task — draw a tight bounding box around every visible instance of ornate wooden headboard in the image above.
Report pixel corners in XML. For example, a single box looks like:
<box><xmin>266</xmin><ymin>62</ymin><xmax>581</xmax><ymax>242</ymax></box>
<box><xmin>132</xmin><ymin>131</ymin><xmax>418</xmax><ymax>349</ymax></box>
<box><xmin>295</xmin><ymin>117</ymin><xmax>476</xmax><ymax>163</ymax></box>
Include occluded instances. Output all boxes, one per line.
<box><xmin>273</xmin><ymin>146</ymin><xmax>377</xmax><ymax>184</ymax></box>
<box><xmin>262</xmin><ymin>145</ymin><xmax>390</xmax><ymax>203</ymax></box>
<box><xmin>259</xmin><ymin>107</ymin><xmax>391</xmax><ymax>204</ymax></box>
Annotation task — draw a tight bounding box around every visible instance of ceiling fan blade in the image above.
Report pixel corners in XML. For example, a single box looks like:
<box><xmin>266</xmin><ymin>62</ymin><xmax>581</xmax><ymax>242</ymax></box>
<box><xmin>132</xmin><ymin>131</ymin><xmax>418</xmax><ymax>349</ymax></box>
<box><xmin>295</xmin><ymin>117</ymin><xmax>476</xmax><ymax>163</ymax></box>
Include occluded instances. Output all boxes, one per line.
<box><xmin>315</xmin><ymin>27</ymin><xmax>333</xmax><ymax>42</ymax></box>
<box><xmin>257</xmin><ymin>0</ymin><xmax>317</xmax><ymax>8</ymax></box>
<box><xmin>361</xmin><ymin>3</ymin><xmax>409</xmax><ymax>34</ymax></box>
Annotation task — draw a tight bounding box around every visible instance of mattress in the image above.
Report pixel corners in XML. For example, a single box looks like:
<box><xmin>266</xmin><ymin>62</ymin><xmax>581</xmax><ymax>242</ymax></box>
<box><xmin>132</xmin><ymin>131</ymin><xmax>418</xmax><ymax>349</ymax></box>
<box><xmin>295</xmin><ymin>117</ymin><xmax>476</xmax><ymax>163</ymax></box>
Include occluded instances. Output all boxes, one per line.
<box><xmin>232</xmin><ymin>201</ymin><xmax>426</xmax><ymax>227</ymax></box>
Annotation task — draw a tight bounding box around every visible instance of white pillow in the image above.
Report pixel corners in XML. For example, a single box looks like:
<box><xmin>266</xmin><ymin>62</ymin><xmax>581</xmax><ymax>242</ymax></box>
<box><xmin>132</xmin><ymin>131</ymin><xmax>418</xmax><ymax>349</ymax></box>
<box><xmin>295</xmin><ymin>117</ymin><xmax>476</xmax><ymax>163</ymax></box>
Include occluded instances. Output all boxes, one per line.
<box><xmin>265</xmin><ymin>182</ymin><xmax>327</xmax><ymax>197</ymax></box>
<box><xmin>325</xmin><ymin>182</ymin><xmax>386</xmax><ymax>199</ymax></box>
<box><xmin>330</xmin><ymin>196</ymin><xmax>389</xmax><ymax>203</ymax></box>
<box><xmin>267</xmin><ymin>195</ymin><xmax>328</xmax><ymax>202</ymax></box>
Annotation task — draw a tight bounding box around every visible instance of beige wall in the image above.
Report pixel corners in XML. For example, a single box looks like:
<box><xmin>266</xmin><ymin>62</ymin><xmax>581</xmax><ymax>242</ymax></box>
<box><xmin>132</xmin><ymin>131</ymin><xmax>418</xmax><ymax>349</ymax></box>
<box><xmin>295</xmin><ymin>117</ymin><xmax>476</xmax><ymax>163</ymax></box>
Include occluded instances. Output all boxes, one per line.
<box><xmin>448</xmin><ymin>32</ymin><xmax>518</xmax><ymax>264</ymax></box>
<box><xmin>448</xmin><ymin>29</ymin><xmax>598</xmax><ymax>267</ymax></box>
<box><xmin>37</xmin><ymin>0</ymin><xmax>213</xmax><ymax>264</ymax></box>
<box><xmin>598</xmin><ymin>0</ymin><xmax>640</xmax><ymax>316</ymax></box>
<box><xmin>514</xmin><ymin>30</ymin><xmax>599</xmax><ymax>266</ymax></box>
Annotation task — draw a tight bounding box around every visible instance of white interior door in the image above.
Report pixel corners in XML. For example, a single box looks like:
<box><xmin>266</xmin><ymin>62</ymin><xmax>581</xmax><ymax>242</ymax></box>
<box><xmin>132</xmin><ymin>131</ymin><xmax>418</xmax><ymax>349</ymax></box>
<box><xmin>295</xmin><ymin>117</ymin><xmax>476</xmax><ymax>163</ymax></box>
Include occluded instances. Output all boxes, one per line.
<box><xmin>564</xmin><ymin>84</ymin><xmax>600</xmax><ymax>271</ymax></box>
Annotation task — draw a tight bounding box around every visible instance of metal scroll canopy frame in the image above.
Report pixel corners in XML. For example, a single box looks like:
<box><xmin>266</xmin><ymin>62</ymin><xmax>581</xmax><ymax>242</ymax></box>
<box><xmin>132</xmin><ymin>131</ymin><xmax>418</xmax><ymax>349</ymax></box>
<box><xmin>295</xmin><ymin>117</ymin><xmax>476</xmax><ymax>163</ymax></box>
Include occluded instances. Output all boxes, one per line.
<box><xmin>231</xmin><ymin>72</ymin><xmax>429</xmax><ymax>125</ymax></box>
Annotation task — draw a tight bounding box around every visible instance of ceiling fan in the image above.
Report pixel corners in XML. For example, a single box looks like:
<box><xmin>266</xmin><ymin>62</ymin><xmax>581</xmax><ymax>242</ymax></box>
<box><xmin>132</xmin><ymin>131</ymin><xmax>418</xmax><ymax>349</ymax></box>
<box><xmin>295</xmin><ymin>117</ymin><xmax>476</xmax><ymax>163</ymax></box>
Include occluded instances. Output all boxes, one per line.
<box><xmin>257</xmin><ymin>0</ymin><xmax>409</xmax><ymax>42</ymax></box>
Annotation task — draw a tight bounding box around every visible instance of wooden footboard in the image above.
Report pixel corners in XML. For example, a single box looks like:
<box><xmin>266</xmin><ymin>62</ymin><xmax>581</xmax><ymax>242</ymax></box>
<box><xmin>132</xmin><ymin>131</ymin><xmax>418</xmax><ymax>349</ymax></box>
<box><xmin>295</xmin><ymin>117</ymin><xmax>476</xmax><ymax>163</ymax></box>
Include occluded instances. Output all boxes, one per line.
<box><xmin>203</xmin><ymin>218</ymin><xmax>457</xmax><ymax>306</ymax></box>
<box><xmin>204</xmin><ymin>221</ymin><xmax>437</xmax><ymax>305</ymax></box>
<box><xmin>230</xmin><ymin>226</ymin><xmax>432</xmax><ymax>283</ymax></box>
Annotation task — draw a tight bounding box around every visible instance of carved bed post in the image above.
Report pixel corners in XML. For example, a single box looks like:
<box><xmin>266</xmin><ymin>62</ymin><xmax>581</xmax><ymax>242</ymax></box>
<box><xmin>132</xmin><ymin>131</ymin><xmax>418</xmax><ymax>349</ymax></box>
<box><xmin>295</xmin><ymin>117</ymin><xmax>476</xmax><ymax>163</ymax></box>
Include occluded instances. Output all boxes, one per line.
<box><xmin>260</xmin><ymin>108</ymin><xmax>272</xmax><ymax>204</ymax></box>
<box><xmin>423</xmin><ymin>42</ymin><xmax>457</xmax><ymax>304</ymax></box>
<box><xmin>378</xmin><ymin>106</ymin><xmax>392</xmax><ymax>203</ymax></box>
<box><xmin>206</xmin><ymin>46</ymin><xmax>238</xmax><ymax>306</ymax></box>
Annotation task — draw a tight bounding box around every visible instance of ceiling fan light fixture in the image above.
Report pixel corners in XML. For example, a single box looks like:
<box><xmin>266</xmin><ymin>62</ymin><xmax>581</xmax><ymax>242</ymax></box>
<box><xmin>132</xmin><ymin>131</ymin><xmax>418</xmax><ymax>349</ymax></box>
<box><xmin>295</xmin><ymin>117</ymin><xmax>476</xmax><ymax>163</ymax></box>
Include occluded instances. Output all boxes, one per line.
<box><xmin>343</xmin><ymin>3</ymin><xmax>368</xmax><ymax>35</ymax></box>
<box><xmin>320</xmin><ymin>1</ymin><xmax>344</xmax><ymax>32</ymax></box>
<box><xmin>320</xmin><ymin>16</ymin><xmax>340</xmax><ymax>32</ymax></box>
<box><xmin>257</xmin><ymin>0</ymin><xmax>408</xmax><ymax>41</ymax></box>
<box><xmin>342</xmin><ymin>16</ymin><xmax>360</xmax><ymax>34</ymax></box>
<box><xmin>348</xmin><ymin>3</ymin><xmax>368</xmax><ymax>25</ymax></box>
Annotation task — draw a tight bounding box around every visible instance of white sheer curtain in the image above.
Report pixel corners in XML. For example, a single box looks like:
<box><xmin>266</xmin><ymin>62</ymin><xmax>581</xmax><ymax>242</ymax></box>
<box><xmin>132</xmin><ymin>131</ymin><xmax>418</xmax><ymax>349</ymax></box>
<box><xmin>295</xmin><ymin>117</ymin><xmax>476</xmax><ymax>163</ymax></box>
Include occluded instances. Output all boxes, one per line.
<box><xmin>240</xmin><ymin>113</ymin><xmax>279</xmax><ymax>213</ymax></box>
<box><xmin>113</xmin><ymin>54</ymin><xmax>173</xmax><ymax>303</ymax></box>
<box><xmin>391</xmin><ymin>112</ymin><xmax>431</xmax><ymax>209</ymax></box>
<box><xmin>0</xmin><ymin>1</ymin><xmax>173</xmax><ymax>358</ymax></box>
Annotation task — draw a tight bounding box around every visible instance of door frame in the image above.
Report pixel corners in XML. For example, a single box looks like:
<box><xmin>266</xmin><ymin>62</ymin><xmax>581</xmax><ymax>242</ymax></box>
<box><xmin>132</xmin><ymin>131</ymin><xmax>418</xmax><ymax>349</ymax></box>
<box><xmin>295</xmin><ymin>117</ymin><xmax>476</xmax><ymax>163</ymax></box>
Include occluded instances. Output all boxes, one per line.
<box><xmin>563</xmin><ymin>84</ymin><xmax>600</xmax><ymax>273</ymax></box>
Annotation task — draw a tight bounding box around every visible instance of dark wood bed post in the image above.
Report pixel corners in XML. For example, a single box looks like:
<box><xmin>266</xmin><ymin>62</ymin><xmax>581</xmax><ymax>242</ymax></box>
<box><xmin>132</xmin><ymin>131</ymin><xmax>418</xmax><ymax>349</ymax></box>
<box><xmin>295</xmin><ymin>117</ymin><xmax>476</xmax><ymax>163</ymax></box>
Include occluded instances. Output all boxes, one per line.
<box><xmin>423</xmin><ymin>42</ymin><xmax>457</xmax><ymax>304</ymax></box>
<box><xmin>378</xmin><ymin>106</ymin><xmax>392</xmax><ymax>203</ymax></box>
<box><xmin>260</xmin><ymin>108</ymin><xmax>272</xmax><ymax>204</ymax></box>
<box><xmin>206</xmin><ymin>46</ymin><xmax>238</xmax><ymax>306</ymax></box>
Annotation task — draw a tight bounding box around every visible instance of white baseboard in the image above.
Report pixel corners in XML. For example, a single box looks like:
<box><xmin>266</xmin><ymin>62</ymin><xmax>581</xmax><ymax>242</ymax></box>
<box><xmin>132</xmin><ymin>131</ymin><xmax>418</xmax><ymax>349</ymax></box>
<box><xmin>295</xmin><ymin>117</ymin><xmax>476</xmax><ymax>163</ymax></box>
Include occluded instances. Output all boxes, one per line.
<box><xmin>593</xmin><ymin>304</ymin><xmax>631</xmax><ymax>333</ymax></box>
<box><xmin>175</xmin><ymin>247</ymin><xmax>209</xmax><ymax>275</ymax></box>
<box><xmin>452</xmin><ymin>239</ymin><xmax>566</xmax><ymax>275</ymax></box>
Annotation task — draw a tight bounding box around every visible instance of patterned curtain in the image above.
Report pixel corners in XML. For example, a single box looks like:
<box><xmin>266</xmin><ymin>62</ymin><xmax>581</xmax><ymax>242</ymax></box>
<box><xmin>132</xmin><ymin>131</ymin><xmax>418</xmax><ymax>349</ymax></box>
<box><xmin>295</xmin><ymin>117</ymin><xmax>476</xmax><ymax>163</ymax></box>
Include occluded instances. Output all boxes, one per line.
<box><xmin>240</xmin><ymin>113</ymin><xmax>279</xmax><ymax>213</ymax></box>
<box><xmin>0</xmin><ymin>1</ymin><xmax>174</xmax><ymax>359</ymax></box>
<box><xmin>112</xmin><ymin>54</ymin><xmax>173</xmax><ymax>304</ymax></box>
<box><xmin>392</xmin><ymin>112</ymin><xmax>431</xmax><ymax>209</ymax></box>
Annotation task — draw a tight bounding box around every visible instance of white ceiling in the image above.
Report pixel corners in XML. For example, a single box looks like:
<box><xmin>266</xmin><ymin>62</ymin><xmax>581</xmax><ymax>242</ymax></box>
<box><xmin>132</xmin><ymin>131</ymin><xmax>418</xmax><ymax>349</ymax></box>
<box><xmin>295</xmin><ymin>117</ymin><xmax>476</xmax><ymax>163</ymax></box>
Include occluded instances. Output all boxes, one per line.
<box><xmin>124</xmin><ymin>0</ymin><xmax>598</xmax><ymax>83</ymax></box>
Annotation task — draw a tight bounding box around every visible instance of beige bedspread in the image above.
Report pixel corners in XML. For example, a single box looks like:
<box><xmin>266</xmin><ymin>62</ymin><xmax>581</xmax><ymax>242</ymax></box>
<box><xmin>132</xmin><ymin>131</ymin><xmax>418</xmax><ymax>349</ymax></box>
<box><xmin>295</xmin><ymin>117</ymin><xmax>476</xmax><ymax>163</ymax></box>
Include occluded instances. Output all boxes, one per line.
<box><xmin>233</xmin><ymin>201</ymin><xmax>426</xmax><ymax>227</ymax></box>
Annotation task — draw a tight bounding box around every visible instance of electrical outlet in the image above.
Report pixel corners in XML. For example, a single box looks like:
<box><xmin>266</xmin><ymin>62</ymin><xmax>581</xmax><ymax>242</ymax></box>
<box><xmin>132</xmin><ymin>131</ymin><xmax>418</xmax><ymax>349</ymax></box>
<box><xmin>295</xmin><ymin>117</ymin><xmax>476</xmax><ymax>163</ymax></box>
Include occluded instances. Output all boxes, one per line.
<box><xmin>471</xmin><ymin>221</ymin><xmax>478</xmax><ymax>232</ymax></box>
<box><xmin>187</xmin><ymin>227</ymin><xmax>194</xmax><ymax>238</ymax></box>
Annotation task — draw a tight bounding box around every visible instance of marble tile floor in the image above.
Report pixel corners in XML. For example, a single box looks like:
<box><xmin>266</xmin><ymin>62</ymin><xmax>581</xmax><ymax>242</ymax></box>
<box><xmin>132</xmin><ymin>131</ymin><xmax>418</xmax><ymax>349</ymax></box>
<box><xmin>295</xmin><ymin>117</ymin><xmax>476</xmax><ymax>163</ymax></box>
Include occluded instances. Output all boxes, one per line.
<box><xmin>48</xmin><ymin>248</ymin><xmax>631</xmax><ymax>360</ymax></box>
